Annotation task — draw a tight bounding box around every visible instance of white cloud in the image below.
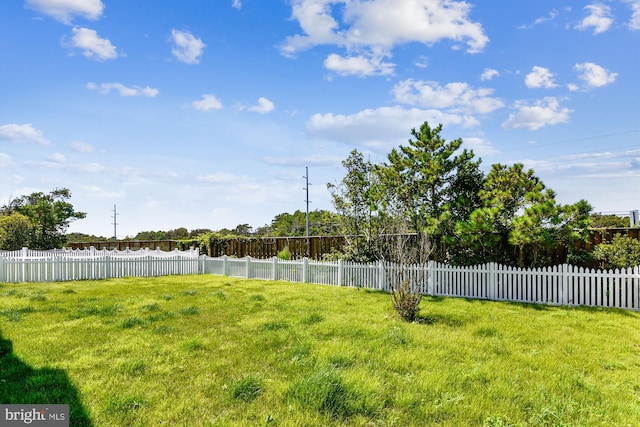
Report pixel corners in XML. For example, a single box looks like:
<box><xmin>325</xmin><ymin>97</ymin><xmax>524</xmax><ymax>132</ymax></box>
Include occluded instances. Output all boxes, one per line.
<box><xmin>47</xmin><ymin>152</ymin><xmax>66</xmax><ymax>163</ymax></box>
<box><xmin>87</xmin><ymin>82</ymin><xmax>158</xmax><ymax>97</ymax></box>
<box><xmin>170</xmin><ymin>29</ymin><xmax>206</xmax><ymax>64</ymax></box>
<box><xmin>324</xmin><ymin>53</ymin><xmax>395</xmax><ymax>77</ymax></box>
<box><xmin>70</xmin><ymin>140</ymin><xmax>95</xmax><ymax>153</ymax></box>
<box><xmin>462</xmin><ymin>137</ymin><xmax>498</xmax><ymax>156</ymax></box>
<box><xmin>413</xmin><ymin>55</ymin><xmax>429</xmax><ymax>68</ymax></box>
<box><xmin>306</xmin><ymin>105</ymin><xmax>479</xmax><ymax>151</ymax></box>
<box><xmin>238</xmin><ymin>97</ymin><xmax>275</xmax><ymax>114</ymax></box>
<box><xmin>280</xmin><ymin>0</ymin><xmax>489</xmax><ymax>69</ymax></box>
<box><xmin>191</xmin><ymin>94</ymin><xmax>224</xmax><ymax>111</ymax></box>
<box><xmin>195</xmin><ymin>172</ymin><xmax>294</xmax><ymax>203</ymax></box>
<box><xmin>480</xmin><ymin>68</ymin><xmax>499</xmax><ymax>81</ymax></box>
<box><xmin>575</xmin><ymin>4</ymin><xmax>613</xmax><ymax>34</ymax></box>
<box><xmin>502</xmin><ymin>97</ymin><xmax>572</xmax><ymax>130</ymax></box>
<box><xmin>0</xmin><ymin>123</ymin><xmax>50</xmax><ymax>145</ymax></box>
<box><xmin>518</xmin><ymin>9</ymin><xmax>560</xmax><ymax>29</ymax></box>
<box><xmin>625</xmin><ymin>0</ymin><xmax>640</xmax><ymax>30</ymax></box>
<box><xmin>252</xmin><ymin>97</ymin><xmax>275</xmax><ymax>114</ymax></box>
<box><xmin>525</xmin><ymin>66</ymin><xmax>557</xmax><ymax>89</ymax></box>
<box><xmin>574</xmin><ymin>62</ymin><xmax>618</xmax><ymax>87</ymax></box>
<box><xmin>26</xmin><ymin>0</ymin><xmax>104</xmax><ymax>24</ymax></box>
<box><xmin>231</xmin><ymin>0</ymin><xmax>242</xmax><ymax>9</ymax></box>
<box><xmin>66</xmin><ymin>27</ymin><xmax>117</xmax><ymax>61</ymax></box>
<box><xmin>392</xmin><ymin>79</ymin><xmax>504</xmax><ymax>114</ymax></box>
<box><xmin>0</xmin><ymin>153</ymin><xmax>13</xmax><ymax>168</ymax></box>
<box><xmin>521</xmin><ymin>149</ymin><xmax>640</xmax><ymax>179</ymax></box>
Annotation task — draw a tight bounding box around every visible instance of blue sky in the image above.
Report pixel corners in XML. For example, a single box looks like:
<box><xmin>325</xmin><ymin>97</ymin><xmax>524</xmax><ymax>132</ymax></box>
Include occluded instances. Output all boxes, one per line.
<box><xmin>1</xmin><ymin>0</ymin><xmax>639</xmax><ymax>238</ymax></box>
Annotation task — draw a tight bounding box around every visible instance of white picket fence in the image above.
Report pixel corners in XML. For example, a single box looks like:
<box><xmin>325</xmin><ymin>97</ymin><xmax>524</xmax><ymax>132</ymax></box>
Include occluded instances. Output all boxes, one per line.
<box><xmin>0</xmin><ymin>247</ymin><xmax>201</xmax><ymax>282</ymax></box>
<box><xmin>202</xmin><ymin>256</ymin><xmax>640</xmax><ymax>311</ymax></box>
<box><xmin>2</xmin><ymin>249</ymin><xmax>638</xmax><ymax>311</ymax></box>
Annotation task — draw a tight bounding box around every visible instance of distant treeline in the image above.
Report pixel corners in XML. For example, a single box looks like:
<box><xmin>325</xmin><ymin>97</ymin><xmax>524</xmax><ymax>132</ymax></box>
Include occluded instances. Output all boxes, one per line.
<box><xmin>68</xmin><ymin>228</ymin><xmax>640</xmax><ymax>266</ymax></box>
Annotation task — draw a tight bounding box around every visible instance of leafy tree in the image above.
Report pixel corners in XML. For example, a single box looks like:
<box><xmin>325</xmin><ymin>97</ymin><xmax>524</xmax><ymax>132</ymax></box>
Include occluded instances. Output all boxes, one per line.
<box><xmin>232</xmin><ymin>224</ymin><xmax>254</xmax><ymax>236</ymax></box>
<box><xmin>589</xmin><ymin>213</ymin><xmax>630</xmax><ymax>228</ymax></box>
<box><xmin>327</xmin><ymin>149</ymin><xmax>385</xmax><ymax>261</ymax></box>
<box><xmin>0</xmin><ymin>213</ymin><xmax>32</xmax><ymax>250</ymax></box>
<box><xmin>133</xmin><ymin>231</ymin><xmax>167</xmax><ymax>240</ymax></box>
<box><xmin>165</xmin><ymin>227</ymin><xmax>189</xmax><ymax>240</ymax></box>
<box><xmin>378</xmin><ymin>122</ymin><xmax>477</xmax><ymax>261</ymax></box>
<box><xmin>1</xmin><ymin>188</ymin><xmax>86</xmax><ymax>249</ymax></box>
<box><xmin>188</xmin><ymin>228</ymin><xmax>213</xmax><ymax>238</ymax></box>
<box><xmin>593</xmin><ymin>234</ymin><xmax>640</xmax><ymax>269</ymax></box>
<box><xmin>266</xmin><ymin>210</ymin><xmax>340</xmax><ymax>237</ymax></box>
<box><xmin>455</xmin><ymin>164</ymin><xmax>591</xmax><ymax>267</ymax></box>
<box><xmin>65</xmin><ymin>232</ymin><xmax>110</xmax><ymax>243</ymax></box>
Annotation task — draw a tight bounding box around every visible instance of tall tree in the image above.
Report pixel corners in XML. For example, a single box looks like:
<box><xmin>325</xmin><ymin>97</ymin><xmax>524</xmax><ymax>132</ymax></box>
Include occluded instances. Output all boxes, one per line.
<box><xmin>378</xmin><ymin>122</ymin><xmax>478</xmax><ymax>261</ymax></box>
<box><xmin>327</xmin><ymin>149</ymin><xmax>385</xmax><ymax>261</ymax></box>
<box><xmin>1</xmin><ymin>188</ymin><xmax>86</xmax><ymax>249</ymax></box>
<box><xmin>455</xmin><ymin>164</ymin><xmax>592</xmax><ymax>267</ymax></box>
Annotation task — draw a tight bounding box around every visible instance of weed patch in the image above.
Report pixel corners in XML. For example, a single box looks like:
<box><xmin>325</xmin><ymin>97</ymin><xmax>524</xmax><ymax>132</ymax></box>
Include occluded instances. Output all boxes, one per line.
<box><xmin>260</xmin><ymin>321</ymin><xmax>288</xmax><ymax>331</ymax></box>
<box><xmin>179</xmin><ymin>306</ymin><xmax>200</xmax><ymax>316</ymax></box>
<box><xmin>181</xmin><ymin>338</ymin><xmax>206</xmax><ymax>352</ymax></box>
<box><xmin>231</xmin><ymin>375</ymin><xmax>264</xmax><ymax>402</ymax></box>
<box><xmin>287</xmin><ymin>368</ymin><xmax>377</xmax><ymax>419</ymax></box>
<box><xmin>121</xmin><ymin>316</ymin><xmax>146</xmax><ymax>329</ymax></box>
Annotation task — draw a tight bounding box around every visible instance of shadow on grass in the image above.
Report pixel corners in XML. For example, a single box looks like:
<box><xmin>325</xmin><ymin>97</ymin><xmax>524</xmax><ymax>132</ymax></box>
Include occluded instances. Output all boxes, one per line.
<box><xmin>459</xmin><ymin>296</ymin><xmax>638</xmax><ymax>317</ymax></box>
<box><xmin>414</xmin><ymin>313</ymin><xmax>467</xmax><ymax>327</ymax></box>
<box><xmin>0</xmin><ymin>330</ymin><xmax>93</xmax><ymax>427</ymax></box>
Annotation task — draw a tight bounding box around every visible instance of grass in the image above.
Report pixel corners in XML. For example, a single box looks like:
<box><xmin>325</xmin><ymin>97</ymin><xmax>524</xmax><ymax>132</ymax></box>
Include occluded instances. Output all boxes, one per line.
<box><xmin>0</xmin><ymin>275</ymin><xmax>639</xmax><ymax>426</ymax></box>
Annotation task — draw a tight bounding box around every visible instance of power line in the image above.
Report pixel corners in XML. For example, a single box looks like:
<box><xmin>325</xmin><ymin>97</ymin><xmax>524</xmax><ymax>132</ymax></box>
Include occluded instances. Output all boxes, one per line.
<box><xmin>500</xmin><ymin>129</ymin><xmax>640</xmax><ymax>154</ymax></box>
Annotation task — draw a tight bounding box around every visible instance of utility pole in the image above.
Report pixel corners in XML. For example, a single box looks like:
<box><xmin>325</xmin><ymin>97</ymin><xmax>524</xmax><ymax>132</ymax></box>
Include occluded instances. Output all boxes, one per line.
<box><xmin>303</xmin><ymin>166</ymin><xmax>311</xmax><ymax>237</ymax></box>
<box><xmin>111</xmin><ymin>204</ymin><xmax>119</xmax><ymax>243</ymax></box>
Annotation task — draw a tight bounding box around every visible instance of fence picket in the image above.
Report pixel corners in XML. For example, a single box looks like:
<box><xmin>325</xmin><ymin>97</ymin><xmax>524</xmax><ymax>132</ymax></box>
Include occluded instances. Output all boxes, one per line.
<box><xmin>2</xmin><ymin>250</ymin><xmax>638</xmax><ymax>311</ymax></box>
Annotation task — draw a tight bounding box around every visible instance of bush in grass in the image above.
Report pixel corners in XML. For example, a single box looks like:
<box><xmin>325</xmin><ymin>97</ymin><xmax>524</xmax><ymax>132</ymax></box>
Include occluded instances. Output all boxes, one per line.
<box><xmin>391</xmin><ymin>279</ymin><xmax>422</xmax><ymax>322</ymax></box>
<box><xmin>593</xmin><ymin>234</ymin><xmax>640</xmax><ymax>269</ymax></box>
<box><xmin>231</xmin><ymin>375</ymin><xmax>264</xmax><ymax>402</ymax></box>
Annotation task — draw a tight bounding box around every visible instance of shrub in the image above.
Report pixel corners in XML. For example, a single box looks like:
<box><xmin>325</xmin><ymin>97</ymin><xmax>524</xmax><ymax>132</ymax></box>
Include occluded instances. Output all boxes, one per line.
<box><xmin>593</xmin><ymin>234</ymin><xmax>640</xmax><ymax>269</ymax></box>
<box><xmin>277</xmin><ymin>246</ymin><xmax>291</xmax><ymax>260</ymax></box>
<box><xmin>391</xmin><ymin>279</ymin><xmax>422</xmax><ymax>322</ymax></box>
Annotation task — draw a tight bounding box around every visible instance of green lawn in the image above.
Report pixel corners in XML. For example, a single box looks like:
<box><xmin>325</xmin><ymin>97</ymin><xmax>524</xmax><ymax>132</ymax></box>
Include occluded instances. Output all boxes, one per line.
<box><xmin>1</xmin><ymin>275</ymin><xmax>639</xmax><ymax>426</ymax></box>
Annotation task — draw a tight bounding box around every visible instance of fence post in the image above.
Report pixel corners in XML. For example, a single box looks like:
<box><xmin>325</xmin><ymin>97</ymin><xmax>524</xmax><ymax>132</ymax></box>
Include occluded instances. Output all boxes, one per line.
<box><xmin>302</xmin><ymin>257</ymin><xmax>308</xmax><ymax>283</ymax></box>
<box><xmin>635</xmin><ymin>266</ymin><xmax>639</xmax><ymax>310</ymax></box>
<box><xmin>222</xmin><ymin>255</ymin><xmax>228</xmax><ymax>276</ymax></box>
<box><xmin>488</xmin><ymin>263</ymin><xmax>496</xmax><ymax>301</ymax></box>
<box><xmin>105</xmin><ymin>255</ymin><xmax>111</xmax><ymax>279</ymax></box>
<box><xmin>337</xmin><ymin>259</ymin><xmax>343</xmax><ymax>287</ymax></box>
<box><xmin>561</xmin><ymin>264</ymin><xmax>569</xmax><ymax>305</ymax></box>
<box><xmin>378</xmin><ymin>260</ymin><xmax>385</xmax><ymax>291</ymax></box>
<box><xmin>246</xmin><ymin>256</ymin><xmax>251</xmax><ymax>279</ymax></box>
<box><xmin>272</xmin><ymin>257</ymin><xmax>278</xmax><ymax>281</ymax></box>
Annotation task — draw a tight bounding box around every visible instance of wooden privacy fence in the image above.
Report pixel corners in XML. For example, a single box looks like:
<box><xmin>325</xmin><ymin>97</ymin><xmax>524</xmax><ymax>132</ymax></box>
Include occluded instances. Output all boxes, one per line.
<box><xmin>0</xmin><ymin>247</ymin><xmax>201</xmax><ymax>283</ymax></box>
<box><xmin>68</xmin><ymin>228</ymin><xmax>640</xmax><ymax>261</ymax></box>
<box><xmin>203</xmin><ymin>256</ymin><xmax>640</xmax><ymax>311</ymax></box>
